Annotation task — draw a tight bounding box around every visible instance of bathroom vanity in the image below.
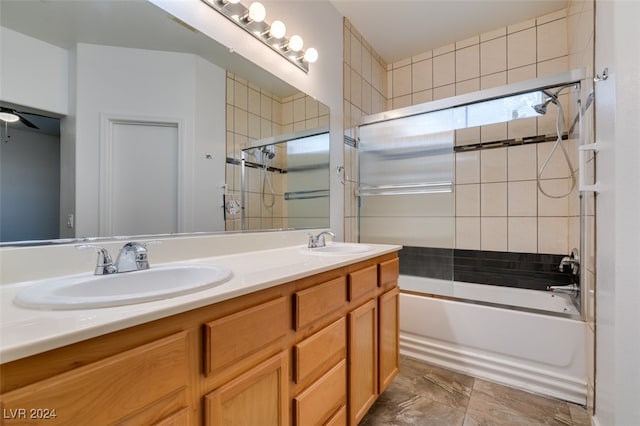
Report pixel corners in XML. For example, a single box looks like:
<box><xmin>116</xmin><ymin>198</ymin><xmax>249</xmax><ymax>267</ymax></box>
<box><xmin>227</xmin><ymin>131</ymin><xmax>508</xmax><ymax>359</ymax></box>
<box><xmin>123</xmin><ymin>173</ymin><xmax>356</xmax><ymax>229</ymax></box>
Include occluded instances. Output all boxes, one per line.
<box><xmin>0</xmin><ymin>243</ymin><xmax>400</xmax><ymax>425</ymax></box>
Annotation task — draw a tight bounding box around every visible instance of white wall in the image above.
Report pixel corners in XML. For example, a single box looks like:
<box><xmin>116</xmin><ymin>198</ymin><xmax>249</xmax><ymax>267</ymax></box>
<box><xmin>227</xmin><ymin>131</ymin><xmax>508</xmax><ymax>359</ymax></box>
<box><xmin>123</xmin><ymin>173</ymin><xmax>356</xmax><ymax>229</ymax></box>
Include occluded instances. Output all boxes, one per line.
<box><xmin>148</xmin><ymin>0</ymin><xmax>345</xmax><ymax>238</ymax></box>
<box><xmin>0</xmin><ymin>27</ymin><xmax>68</xmax><ymax>115</ymax></box>
<box><xmin>72</xmin><ymin>43</ymin><xmax>226</xmax><ymax>237</ymax></box>
<box><xmin>594</xmin><ymin>0</ymin><xmax>640</xmax><ymax>424</ymax></box>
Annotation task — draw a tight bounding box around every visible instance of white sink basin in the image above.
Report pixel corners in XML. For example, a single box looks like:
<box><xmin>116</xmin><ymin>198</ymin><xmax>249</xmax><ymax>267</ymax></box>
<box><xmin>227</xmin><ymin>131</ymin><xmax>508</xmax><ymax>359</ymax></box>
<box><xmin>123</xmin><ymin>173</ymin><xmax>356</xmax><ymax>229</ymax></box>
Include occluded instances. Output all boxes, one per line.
<box><xmin>14</xmin><ymin>264</ymin><xmax>233</xmax><ymax>310</ymax></box>
<box><xmin>301</xmin><ymin>243</ymin><xmax>373</xmax><ymax>255</ymax></box>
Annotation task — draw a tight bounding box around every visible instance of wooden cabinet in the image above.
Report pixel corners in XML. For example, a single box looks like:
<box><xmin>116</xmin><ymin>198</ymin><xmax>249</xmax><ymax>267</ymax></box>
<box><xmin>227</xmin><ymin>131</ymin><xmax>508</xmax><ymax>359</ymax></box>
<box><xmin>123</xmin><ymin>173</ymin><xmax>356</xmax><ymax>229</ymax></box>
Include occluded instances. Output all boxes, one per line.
<box><xmin>348</xmin><ymin>299</ymin><xmax>378</xmax><ymax>425</ymax></box>
<box><xmin>204</xmin><ymin>352</ymin><xmax>289</xmax><ymax>426</ymax></box>
<box><xmin>0</xmin><ymin>332</ymin><xmax>189</xmax><ymax>425</ymax></box>
<box><xmin>0</xmin><ymin>251</ymin><xmax>399</xmax><ymax>426</ymax></box>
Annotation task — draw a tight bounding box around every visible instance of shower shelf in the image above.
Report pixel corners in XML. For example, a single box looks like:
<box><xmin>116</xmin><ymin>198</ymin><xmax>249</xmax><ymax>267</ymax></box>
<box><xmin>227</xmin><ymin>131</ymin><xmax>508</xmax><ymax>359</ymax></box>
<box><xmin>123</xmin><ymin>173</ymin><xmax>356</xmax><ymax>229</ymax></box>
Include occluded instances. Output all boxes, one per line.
<box><xmin>284</xmin><ymin>189</ymin><xmax>329</xmax><ymax>200</ymax></box>
<box><xmin>357</xmin><ymin>182</ymin><xmax>453</xmax><ymax>196</ymax></box>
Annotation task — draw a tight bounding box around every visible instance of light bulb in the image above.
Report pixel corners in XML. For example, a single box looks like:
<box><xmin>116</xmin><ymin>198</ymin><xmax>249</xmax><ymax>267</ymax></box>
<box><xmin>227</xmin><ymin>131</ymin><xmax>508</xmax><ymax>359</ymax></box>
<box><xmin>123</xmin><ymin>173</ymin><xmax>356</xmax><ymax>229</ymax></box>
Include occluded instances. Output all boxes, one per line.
<box><xmin>0</xmin><ymin>112</ymin><xmax>20</xmax><ymax>123</ymax></box>
<box><xmin>289</xmin><ymin>35</ymin><xmax>303</xmax><ymax>52</ymax></box>
<box><xmin>248</xmin><ymin>2</ymin><xmax>266</xmax><ymax>22</ymax></box>
<box><xmin>269</xmin><ymin>20</ymin><xmax>286</xmax><ymax>39</ymax></box>
<box><xmin>303</xmin><ymin>47</ymin><xmax>318</xmax><ymax>63</ymax></box>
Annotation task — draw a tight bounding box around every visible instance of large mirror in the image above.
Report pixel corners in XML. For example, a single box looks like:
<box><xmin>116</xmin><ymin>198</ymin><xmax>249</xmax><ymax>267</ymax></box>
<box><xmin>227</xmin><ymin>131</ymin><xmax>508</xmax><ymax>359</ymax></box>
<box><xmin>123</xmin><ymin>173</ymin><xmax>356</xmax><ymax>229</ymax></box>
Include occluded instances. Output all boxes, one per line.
<box><xmin>0</xmin><ymin>0</ymin><xmax>329</xmax><ymax>245</ymax></box>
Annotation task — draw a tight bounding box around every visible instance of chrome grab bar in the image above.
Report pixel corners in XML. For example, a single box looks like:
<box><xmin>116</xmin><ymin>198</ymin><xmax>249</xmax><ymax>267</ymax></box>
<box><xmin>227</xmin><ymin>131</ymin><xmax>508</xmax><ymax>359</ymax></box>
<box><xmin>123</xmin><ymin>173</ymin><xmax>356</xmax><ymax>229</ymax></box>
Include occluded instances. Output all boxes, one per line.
<box><xmin>284</xmin><ymin>189</ymin><xmax>329</xmax><ymax>200</ymax></box>
<box><xmin>357</xmin><ymin>182</ymin><xmax>453</xmax><ymax>196</ymax></box>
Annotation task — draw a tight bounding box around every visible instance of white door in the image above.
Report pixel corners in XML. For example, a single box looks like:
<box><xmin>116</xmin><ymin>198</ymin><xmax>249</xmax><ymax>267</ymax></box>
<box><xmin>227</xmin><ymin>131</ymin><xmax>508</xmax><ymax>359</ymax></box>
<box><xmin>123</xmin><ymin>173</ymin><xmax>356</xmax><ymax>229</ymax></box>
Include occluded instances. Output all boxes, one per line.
<box><xmin>109</xmin><ymin>121</ymin><xmax>179</xmax><ymax>236</ymax></box>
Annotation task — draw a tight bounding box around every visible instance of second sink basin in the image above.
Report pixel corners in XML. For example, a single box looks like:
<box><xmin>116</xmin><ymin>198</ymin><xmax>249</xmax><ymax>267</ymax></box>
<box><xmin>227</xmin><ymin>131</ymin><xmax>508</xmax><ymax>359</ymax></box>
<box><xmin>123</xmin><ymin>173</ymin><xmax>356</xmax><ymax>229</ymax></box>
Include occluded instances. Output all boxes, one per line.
<box><xmin>301</xmin><ymin>243</ymin><xmax>373</xmax><ymax>255</ymax></box>
<box><xmin>14</xmin><ymin>264</ymin><xmax>233</xmax><ymax>310</ymax></box>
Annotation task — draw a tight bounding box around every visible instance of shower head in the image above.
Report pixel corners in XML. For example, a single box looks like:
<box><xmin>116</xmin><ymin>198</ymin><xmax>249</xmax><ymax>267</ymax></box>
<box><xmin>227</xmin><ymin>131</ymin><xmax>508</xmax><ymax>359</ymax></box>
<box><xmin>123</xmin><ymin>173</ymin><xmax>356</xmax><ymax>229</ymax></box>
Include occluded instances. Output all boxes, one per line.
<box><xmin>533</xmin><ymin>90</ymin><xmax>558</xmax><ymax>115</ymax></box>
<box><xmin>261</xmin><ymin>145</ymin><xmax>275</xmax><ymax>159</ymax></box>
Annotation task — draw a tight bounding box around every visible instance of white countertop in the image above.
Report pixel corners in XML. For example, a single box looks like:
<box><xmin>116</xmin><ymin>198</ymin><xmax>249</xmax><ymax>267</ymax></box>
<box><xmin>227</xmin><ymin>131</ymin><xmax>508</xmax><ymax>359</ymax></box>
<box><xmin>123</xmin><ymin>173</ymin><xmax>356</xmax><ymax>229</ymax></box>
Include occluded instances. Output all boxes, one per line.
<box><xmin>0</xmin><ymin>243</ymin><xmax>400</xmax><ymax>364</ymax></box>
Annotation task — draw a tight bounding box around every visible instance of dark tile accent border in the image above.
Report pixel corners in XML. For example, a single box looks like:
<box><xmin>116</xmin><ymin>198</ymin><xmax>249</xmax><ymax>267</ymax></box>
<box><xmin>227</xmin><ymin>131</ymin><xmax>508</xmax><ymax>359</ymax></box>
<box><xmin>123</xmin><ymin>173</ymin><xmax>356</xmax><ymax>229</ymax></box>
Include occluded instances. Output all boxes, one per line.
<box><xmin>399</xmin><ymin>246</ymin><xmax>575</xmax><ymax>291</ymax></box>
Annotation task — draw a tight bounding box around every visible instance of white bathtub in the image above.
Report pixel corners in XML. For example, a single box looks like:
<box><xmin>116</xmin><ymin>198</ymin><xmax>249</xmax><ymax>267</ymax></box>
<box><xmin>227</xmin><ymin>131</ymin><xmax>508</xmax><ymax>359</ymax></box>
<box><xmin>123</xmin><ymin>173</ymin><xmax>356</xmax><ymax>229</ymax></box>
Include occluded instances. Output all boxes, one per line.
<box><xmin>399</xmin><ymin>275</ymin><xmax>587</xmax><ymax>404</ymax></box>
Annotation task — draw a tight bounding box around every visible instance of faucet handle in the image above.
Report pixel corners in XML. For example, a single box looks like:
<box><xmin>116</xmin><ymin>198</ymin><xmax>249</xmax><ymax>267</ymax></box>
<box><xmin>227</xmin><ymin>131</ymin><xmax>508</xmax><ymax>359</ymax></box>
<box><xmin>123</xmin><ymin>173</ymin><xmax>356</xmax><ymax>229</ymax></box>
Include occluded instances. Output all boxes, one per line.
<box><xmin>76</xmin><ymin>244</ymin><xmax>117</xmax><ymax>275</ymax></box>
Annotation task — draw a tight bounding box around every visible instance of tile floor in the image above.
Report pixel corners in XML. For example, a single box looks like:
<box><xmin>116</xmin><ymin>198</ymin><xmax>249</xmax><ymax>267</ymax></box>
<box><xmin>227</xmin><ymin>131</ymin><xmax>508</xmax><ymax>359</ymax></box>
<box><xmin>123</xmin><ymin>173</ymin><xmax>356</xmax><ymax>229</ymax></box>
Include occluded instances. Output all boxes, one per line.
<box><xmin>360</xmin><ymin>356</ymin><xmax>591</xmax><ymax>426</ymax></box>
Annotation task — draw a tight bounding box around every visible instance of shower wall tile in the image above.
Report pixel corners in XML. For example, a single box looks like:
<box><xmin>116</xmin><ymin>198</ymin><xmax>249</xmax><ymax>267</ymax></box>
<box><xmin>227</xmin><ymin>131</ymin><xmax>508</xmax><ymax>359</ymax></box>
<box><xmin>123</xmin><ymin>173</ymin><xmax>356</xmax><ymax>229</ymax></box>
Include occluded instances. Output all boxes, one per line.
<box><xmin>456</xmin><ymin>44</ymin><xmax>480</xmax><ymax>82</ymax></box>
<box><xmin>433</xmin><ymin>84</ymin><xmax>455</xmax><ymax>100</ymax></box>
<box><xmin>480</xmin><ymin>217</ymin><xmax>508</xmax><ymax>251</ymax></box>
<box><xmin>505</xmin><ymin>146</ymin><xmax>532</xmax><ymax>187</ymax></box>
<box><xmin>480</xmin><ymin>36</ymin><xmax>507</xmax><ymax>76</ymax></box>
<box><xmin>455</xmin><ymin>78</ymin><xmax>479</xmax><ymax>95</ymax></box>
<box><xmin>455</xmin><ymin>127</ymin><xmax>480</xmax><ymax>147</ymax></box>
<box><xmin>481</xmin><ymin>183</ymin><xmax>508</xmax><ymax>216</ymax></box>
<box><xmin>456</xmin><ymin>151</ymin><xmax>481</xmax><ymax>184</ymax></box>
<box><xmin>507</xmin><ymin>28</ymin><xmax>537</xmax><ymax>69</ymax></box>
<box><xmin>537</xmin><ymin>56</ymin><xmax>569</xmax><ymax>77</ymax></box>
<box><xmin>508</xmin><ymin>217</ymin><xmax>538</xmax><ymax>253</ymax></box>
<box><xmin>480</xmin><ymin>122</ymin><xmax>507</xmax><ymax>143</ymax></box>
<box><xmin>507</xmin><ymin>18</ymin><xmax>536</xmax><ymax>34</ymax></box>
<box><xmin>433</xmin><ymin>52</ymin><xmax>456</xmax><ymax>87</ymax></box>
<box><xmin>481</xmin><ymin>27</ymin><xmax>506</xmax><ymax>42</ymax></box>
<box><xmin>480</xmin><ymin>147</ymin><xmax>508</xmax><ymax>182</ymax></box>
<box><xmin>538</xmin><ymin>179</ymin><xmax>570</xmax><ymax>216</ymax></box>
<box><xmin>412</xmin><ymin>58</ymin><xmax>433</xmax><ymax>92</ymax></box>
<box><xmin>508</xmin><ymin>181</ymin><xmax>537</xmax><ymax>216</ymax></box>
<box><xmin>456</xmin><ymin>184</ymin><xmax>480</xmax><ymax>216</ymax></box>
<box><xmin>456</xmin><ymin>217</ymin><xmax>481</xmax><ymax>250</ymax></box>
<box><xmin>413</xmin><ymin>90</ymin><xmax>433</xmax><ymax>105</ymax></box>
<box><xmin>480</xmin><ymin>72</ymin><xmax>507</xmax><ymax>89</ymax></box>
<box><xmin>507</xmin><ymin>117</ymin><xmax>537</xmax><ymax>140</ymax></box>
<box><xmin>392</xmin><ymin>64</ymin><xmax>412</xmax><ymax>97</ymax></box>
<box><xmin>538</xmin><ymin>17</ymin><xmax>568</xmax><ymax>62</ymax></box>
<box><xmin>507</xmin><ymin>64</ymin><xmax>536</xmax><ymax>83</ymax></box>
<box><xmin>538</xmin><ymin>217</ymin><xmax>569</xmax><ymax>254</ymax></box>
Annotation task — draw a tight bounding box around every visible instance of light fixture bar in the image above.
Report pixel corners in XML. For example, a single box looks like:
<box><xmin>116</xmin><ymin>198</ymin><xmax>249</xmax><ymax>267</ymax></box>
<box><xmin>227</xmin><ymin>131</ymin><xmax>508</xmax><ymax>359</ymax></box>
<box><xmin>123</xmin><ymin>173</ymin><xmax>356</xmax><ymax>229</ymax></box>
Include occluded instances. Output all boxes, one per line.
<box><xmin>201</xmin><ymin>0</ymin><xmax>314</xmax><ymax>73</ymax></box>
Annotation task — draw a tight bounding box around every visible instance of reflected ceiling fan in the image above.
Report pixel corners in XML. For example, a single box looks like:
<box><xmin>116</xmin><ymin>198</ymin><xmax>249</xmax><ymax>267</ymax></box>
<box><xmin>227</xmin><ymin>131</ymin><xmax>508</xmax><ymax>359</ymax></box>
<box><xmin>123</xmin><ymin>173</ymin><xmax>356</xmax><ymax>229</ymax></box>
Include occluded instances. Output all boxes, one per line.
<box><xmin>0</xmin><ymin>107</ymin><xmax>40</xmax><ymax>129</ymax></box>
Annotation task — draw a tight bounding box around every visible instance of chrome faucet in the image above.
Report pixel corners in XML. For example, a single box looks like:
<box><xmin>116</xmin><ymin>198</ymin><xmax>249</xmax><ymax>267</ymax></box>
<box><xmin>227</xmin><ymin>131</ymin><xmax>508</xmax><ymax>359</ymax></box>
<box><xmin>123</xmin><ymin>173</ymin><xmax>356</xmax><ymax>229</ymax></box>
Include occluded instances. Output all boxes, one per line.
<box><xmin>307</xmin><ymin>231</ymin><xmax>335</xmax><ymax>248</ymax></box>
<box><xmin>547</xmin><ymin>283</ymin><xmax>580</xmax><ymax>296</ymax></box>
<box><xmin>76</xmin><ymin>244</ymin><xmax>117</xmax><ymax>275</ymax></box>
<box><xmin>76</xmin><ymin>241</ymin><xmax>160</xmax><ymax>275</ymax></box>
<box><xmin>114</xmin><ymin>241</ymin><xmax>160</xmax><ymax>273</ymax></box>
<box><xmin>559</xmin><ymin>248</ymin><xmax>580</xmax><ymax>275</ymax></box>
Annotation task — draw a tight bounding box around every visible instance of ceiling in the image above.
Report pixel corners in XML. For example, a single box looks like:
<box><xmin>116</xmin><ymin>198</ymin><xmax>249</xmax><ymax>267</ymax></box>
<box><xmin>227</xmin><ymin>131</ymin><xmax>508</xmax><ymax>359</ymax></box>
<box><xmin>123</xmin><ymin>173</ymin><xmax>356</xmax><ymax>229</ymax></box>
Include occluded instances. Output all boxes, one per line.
<box><xmin>329</xmin><ymin>0</ymin><xmax>568</xmax><ymax>64</ymax></box>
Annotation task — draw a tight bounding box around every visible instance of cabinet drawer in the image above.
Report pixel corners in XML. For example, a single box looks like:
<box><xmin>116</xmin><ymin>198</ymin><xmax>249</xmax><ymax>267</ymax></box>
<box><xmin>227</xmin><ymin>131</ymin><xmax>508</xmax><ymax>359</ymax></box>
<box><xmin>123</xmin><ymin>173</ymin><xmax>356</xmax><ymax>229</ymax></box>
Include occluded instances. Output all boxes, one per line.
<box><xmin>293</xmin><ymin>359</ymin><xmax>347</xmax><ymax>426</ymax></box>
<box><xmin>294</xmin><ymin>317</ymin><xmax>346</xmax><ymax>384</ymax></box>
<box><xmin>325</xmin><ymin>405</ymin><xmax>347</xmax><ymax>426</ymax></box>
<box><xmin>378</xmin><ymin>257</ymin><xmax>399</xmax><ymax>288</ymax></box>
<box><xmin>0</xmin><ymin>332</ymin><xmax>188</xmax><ymax>425</ymax></box>
<box><xmin>204</xmin><ymin>296</ymin><xmax>288</xmax><ymax>376</ymax></box>
<box><xmin>348</xmin><ymin>265</ymin><xmax>377</xmax><ymax>301</ymax></box>
<box><xmin>294</xmin><ymin>277</ymin><xmax>347</xmax><ymax>330</ymax></box>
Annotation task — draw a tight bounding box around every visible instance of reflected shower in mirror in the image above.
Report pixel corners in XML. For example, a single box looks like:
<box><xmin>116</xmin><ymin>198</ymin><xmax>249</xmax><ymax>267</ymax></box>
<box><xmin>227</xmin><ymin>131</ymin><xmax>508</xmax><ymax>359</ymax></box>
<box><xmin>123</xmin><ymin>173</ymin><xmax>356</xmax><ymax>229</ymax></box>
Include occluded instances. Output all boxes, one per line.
<box><xmin>231</xmin><ymin>129</ymin><xmax>330</xmax><ymax>231</ymax></box>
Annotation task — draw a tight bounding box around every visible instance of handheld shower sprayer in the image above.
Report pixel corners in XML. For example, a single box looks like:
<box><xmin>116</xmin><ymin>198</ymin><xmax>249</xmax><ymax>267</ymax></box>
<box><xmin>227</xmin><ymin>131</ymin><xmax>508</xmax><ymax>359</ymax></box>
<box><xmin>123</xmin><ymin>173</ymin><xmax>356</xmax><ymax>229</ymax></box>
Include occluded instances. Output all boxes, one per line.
<box><xmin>532</xmin><ymin>83</ymin><xmax>579</xmax><ymax>199</ymax></box>
<box><xmin>261</xmin><ymin>145</ymin><xmax>275</xmax><ymax>159</ymax></box>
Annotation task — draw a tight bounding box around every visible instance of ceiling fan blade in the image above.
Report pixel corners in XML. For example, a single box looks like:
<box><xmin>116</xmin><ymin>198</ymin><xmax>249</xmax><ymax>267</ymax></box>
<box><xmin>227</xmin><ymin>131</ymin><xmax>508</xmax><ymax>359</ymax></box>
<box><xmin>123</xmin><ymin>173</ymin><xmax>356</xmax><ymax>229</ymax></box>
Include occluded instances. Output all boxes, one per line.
<box><xmin>15</xmin><ymin>112</ymin><xmax>39</xmax><ymax>129</ymax></box>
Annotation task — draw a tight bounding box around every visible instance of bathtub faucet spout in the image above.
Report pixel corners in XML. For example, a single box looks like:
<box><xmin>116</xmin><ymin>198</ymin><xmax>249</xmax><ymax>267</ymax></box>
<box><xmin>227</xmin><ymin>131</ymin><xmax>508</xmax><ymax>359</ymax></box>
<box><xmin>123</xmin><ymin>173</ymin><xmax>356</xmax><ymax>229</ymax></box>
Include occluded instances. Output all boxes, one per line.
<box><xmin>547</xmin><ymin>283</ymin><xmax>579</xmax><ymax>295</ymax></box>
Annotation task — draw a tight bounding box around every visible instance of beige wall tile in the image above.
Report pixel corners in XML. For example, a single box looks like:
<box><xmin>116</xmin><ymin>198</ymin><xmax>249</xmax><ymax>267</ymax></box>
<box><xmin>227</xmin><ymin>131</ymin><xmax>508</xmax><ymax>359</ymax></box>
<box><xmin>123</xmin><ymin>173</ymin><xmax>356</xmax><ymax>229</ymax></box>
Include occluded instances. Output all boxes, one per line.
<box><xmin>538</xmin><ymin>18</ymin><xmax>568</xmax><ymax>62</ymax></box>
<box><xmin>362</xmin><ymin>81</ymin><xmax>372</xmax><ymax>114</ymax></box>
<box><xmin>538</xmin><ymin>217</ymin><xmax>568</xmax><ymax>254</ymax></box>
<box><xmin>233</xmin><ymin>107</ymin><xmax>248</xmax><ymax>136</ymax></box>
<box><xmin>413</xmin><ymin>90</ymin><xmax>433</xmax><ymax>105</ymax></box>
<box><xmin>508</xmin><ymin>181</ymin><xmax>537</xmax><ymax>216</ymax></box>
<box><xmin>537</xmin><ymin>141</ymin><xmax>574</xmax><ymax>179</ymax></box>
<box><xmin>343</xmin><ymin>64</ymin><xmax>352</xmax><ymax>103</ymax></box>
<box><xmin>538</xmin><ymin>178</ymin><xmax>570</xmax><ymax>215</ymax></box>
<box><xmin>350</xmin><ymin>68</ymin><xmax>362</xmax><ymax>109</ymax></box>
<box><xmin>456</xmin><ymin>151</ymin><xmax>480</xmax><ymax>184</ymax></box>
<box><xmin>248</xmin><ymin>113</ymin><xmax>260</xmax><ymax>139</ymax></box>
<box><xmin>433</xmin><ymin>43</ymin><xmax>455</xmax><ymax>56</ymax></box>
<box><xmin>481</xmin><ymin>182</ymin><xmax>508</xmax><ymax>216</ymax></box>
<box><xmin>293</xmin><ymin>97</ymin><xmax>306</xmax><ymax>123</ymax></box>
<box><xmin>480</xmin><ymin>122</ymin><xmax>507</xmax><ymax>143</ymax></box>
<box><xmin>481</xmin><ymin>147</ymin><xmax>508</xmax><ymax>182</ymax></box>
<box><xmin>508</xmin><ymin>18</ymin><xmax>536</xmax><ymax>34</ymax></box>
<box><xmin>260</xmin><ymin>94</ymin><xmax>272</xmax><ymax>119</ymax></box>
<box><xmin>480</xmin><ymin>36</ymin><xmax>507</xmax><ymax>76</ymax></box>
<box><xmin>392</xmin><ymin>65</ymin><xmax>411</xmax><ymax>98</ymax></box>
<box><xmin>481</xmin><ymin>217</ymin><xmax>508</xmax><ymax>251</ymax></box>
<box><xmin>456</xmin><ymin>217</ymin><xmax>481</xmax><ymax>250</ymax></box>
<box><xmin>508</xmin><ymin>117</ymin><xmax>537</xmax><ymax>139</ymax></box>
<box><xmin>508</xmin><ymin>144</ymin><xmax>537</xmax><ymax>181</ymax></box>
<box><xmin>480</xmin><ymin>72</ymin><xmax>507</xmax><ymax>89</ymax></box>
<box><xmin>507</xmin><ymin>27</ymin><xmax>537</xmax><ymax>69</ymax></box>
<box><xmin>234</xmin><ymin>80</ymin><xmax>248</xmax><ymax>110</ymax></box>
<box><xmin>350</xmin><ymin>32</ymin><xmax>362</xmax><ymax>75</ymax></box>
<box><xmin>456</xmin><ymin>184</ymin><xmax>480</xmax><ymax>216</ymax></box>
<box><xmin>393</xmin><ymin>57</ymin><xmax>412</xmax><ymax>69</ymax></box>
<box><xmin>362</xmin><ymin>47</ymin><xmax>372</xmax><ymax>83</ymax></box>
<box><xmin>508</xmin><ymin>217</ymin><xmax>538</xmax><ymax>252</ymax></box>
<box><xmin>433</xmin><ymin>84</ymin><xmax>455</xmax><ymax>100</ymax></box>
<box><xmin>455</xmin><ymin>127</ymin><xmax>480</xmax><ymax>146</ymax></box>
<box><xmin>538</xmin><ymin>8</ymin><xmax>567</xmax><ymax>25</ymax></box>
<box><xmin>412</xmin><ymin>50</ymin><xmax>433</xmax><ymax>62</ymax></box>
<box><xmin>456</xmin><ymin>35</ymin><xmax>479</xmax><ymax>49</ymax></box>
<box><xmin>507</xmin><ymin>64</ymin><xmax>537</xmax><ymax>83</ymax></box>
<box><xmin>537</xmin><ymin>56</ymin><xmax>569</xmax><ymax>77</ymax></box>
<box><xmin>481</xmin><ymin>27</ymin><xmax>507</xmax><ymax>42</ymax></box>
<box><xmin>392</xmin><ymin>94</ymin><xmax>412</xmax><ymax>109</ymax></box>
<box><xmin>412</xmin><ymin>59</ymin><xmax>433</xmax><ymax>92</ymax></box>
<box><xmin>248</xmin><ymin>87</ymin><xmax>260</xmax><ymax>115</ymax></box>
<box><xmin>456</xmin><ymin>45</ymin><xmax>480</xmax><ymax>81</ymax></box>
<box><xmin>456</xmin><ymin>78</ymin><xmax>480</xmax><ymax>95</ymax></box>
<box><xmin>433</xmin><ymin>52</ymin><xmax>455</xmax><ymax>87</ymax></box>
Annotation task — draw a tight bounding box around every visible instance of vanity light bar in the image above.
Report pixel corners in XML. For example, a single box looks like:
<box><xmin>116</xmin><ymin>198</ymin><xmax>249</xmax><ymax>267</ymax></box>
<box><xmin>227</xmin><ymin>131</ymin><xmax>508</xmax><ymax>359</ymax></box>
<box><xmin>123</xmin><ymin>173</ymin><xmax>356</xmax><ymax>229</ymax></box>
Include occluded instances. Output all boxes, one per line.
<box><xmin>201</xmin><ymin>0</ymin><xmax>318</xmax><ymax>73</ymax></box>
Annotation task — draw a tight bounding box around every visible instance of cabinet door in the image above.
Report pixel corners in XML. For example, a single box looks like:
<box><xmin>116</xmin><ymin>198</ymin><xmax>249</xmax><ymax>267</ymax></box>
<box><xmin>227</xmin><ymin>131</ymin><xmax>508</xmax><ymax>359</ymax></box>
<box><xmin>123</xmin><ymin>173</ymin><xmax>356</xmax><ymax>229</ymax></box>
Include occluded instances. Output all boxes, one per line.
<box><xmin>379</xmin><ymin>286</ymin><xmax>400</xmax><ymax>393</ymax></box>
<box><xmin>347</xmin><ymin>299</ymin><xmax>378</xmax><ymax>425</ymax></box>
<box><xmin>204</xmin><ymin>352</ymin><xmax>289</xmax><ymax>426</ymax></box>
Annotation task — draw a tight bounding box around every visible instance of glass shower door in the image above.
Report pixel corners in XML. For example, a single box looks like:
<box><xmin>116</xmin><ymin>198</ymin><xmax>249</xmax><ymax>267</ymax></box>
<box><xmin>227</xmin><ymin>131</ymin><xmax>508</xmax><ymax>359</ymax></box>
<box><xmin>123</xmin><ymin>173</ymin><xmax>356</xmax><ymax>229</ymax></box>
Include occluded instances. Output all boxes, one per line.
<box><xmin>357</xmin><ymin>110</ymin><xmax>456</xmax><ymax>295</ymax></box>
